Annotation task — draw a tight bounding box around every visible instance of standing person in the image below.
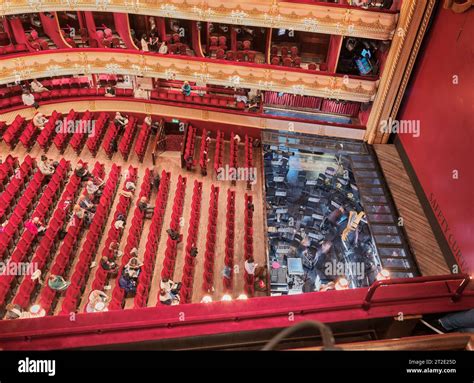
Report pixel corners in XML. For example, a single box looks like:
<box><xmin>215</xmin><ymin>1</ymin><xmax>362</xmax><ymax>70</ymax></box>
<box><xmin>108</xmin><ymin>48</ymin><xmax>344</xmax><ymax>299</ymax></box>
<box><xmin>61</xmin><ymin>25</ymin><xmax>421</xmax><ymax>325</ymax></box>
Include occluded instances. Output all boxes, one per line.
<box><xmin>152</xmin><ymin>169</ymin><xmax>161</xmax><ymax>192</ymax></box>
<box><xmin>22</xmin><ymin>89</ymin><xmax>39</xmax><ymax>109</ymax></box>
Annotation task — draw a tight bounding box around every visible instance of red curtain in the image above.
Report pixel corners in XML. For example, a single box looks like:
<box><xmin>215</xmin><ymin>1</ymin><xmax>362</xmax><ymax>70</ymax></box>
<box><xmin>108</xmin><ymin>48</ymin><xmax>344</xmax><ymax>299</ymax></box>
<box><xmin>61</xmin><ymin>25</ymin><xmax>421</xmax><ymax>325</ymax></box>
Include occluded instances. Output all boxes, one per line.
<box><xmin>113</xmin><ymin>13</ymin><xmax>137</xmax><ymax>49</ymax></box>
<box><xmin>39</xmin><ymin>13</ymin><xmax>70</xmax><ymax>49</ymax></box>
<box><xmin>264</xmin><ymin>92</ymin><xmax>322</xmax><ymax>109</ymax></box>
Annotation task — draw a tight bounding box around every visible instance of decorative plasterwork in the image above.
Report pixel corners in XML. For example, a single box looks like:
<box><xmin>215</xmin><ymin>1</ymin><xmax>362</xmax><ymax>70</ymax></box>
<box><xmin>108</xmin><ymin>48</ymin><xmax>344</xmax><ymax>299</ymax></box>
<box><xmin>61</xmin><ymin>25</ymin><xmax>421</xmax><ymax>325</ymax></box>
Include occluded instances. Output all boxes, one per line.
<box><xmin>0</xmin><ymin>0</ymin><xmax>399</xmax><ymax>40</ymax></box>
<box><xmin>0</xmin><ymin>50</ymin><xmax>379</xmax><ymax>102</ymax></box>
<box><xmin>364</xmin><ymin>0</ymin><xmax>437</xmax><ymax>143</ymax></box>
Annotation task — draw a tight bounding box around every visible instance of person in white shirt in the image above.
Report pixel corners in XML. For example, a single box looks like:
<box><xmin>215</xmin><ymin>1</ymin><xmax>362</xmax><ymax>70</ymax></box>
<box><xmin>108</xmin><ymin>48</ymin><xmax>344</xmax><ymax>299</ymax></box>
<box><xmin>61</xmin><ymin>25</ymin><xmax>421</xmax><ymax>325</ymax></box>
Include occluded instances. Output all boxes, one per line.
<box><xmin>133</xmin><ymin>86</ymin><xmax>148</xmax><ymax>99</ymax></box>
<box><xmin>140</xmin><ymin>34</ymin><xmax>149</xmax><ymax>52</ymax></box>
<box><xmin>144</xmin><ymin>115</ymin><xmax>152</xmax><ymax>127</ymax></box>
<box><xmin>22</xmin><ymin>90</ymin><xmax>38</xmax><ymax>109</ymax></box>
<box><xmin>244</xmin><ymin>257</ymin><xmax>258</xmax><ymax>275</ymax></box>
<box><xmin>158</xmin><ymin>41</ymin><xmax>168</xmax><ymax>54</ymax></box>
<box><xmin>234</xmin><ymin>134</ymin><xmax>241</xmax><ymax>145</ymax></box>
<box><xmin>30</xmin><ymin>79</ymin><xmax>49</xmax><ymax>93</ymax></box>
<box><xmin>32</xmin><ymin>112</ymin><xmax>48</xmax><ymax>129</ymax></box>
<box><xmin>37</xmin><ymin>155</ymin><xmax>55</xmax><ymax>176</ymax></box>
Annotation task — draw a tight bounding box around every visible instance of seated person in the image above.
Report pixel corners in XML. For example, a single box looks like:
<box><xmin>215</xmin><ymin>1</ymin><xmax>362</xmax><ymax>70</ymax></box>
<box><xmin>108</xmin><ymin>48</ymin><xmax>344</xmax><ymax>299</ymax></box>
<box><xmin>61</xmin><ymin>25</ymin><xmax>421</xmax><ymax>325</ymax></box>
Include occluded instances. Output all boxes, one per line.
<box><xmin>86</xmin><ymin>290</ymin><xmax>109</xmax><ymax>313</ymax></box>
<box><xmin>118</xmin><ymin>257</ymin><xmax>142</xmax><ymax>295</ymax></box>
<box><xmin>166</xmin><ymin>228</ymin><xmax>182</xmax><ymax>243</ymax></box>
<box><xmin>30</xmin><ymin>79</ymin><xmax>49</xmax><ymax>93</ymax></box>
<box><xmin>119</xmin><ymin>180</ymin><xmax>136</xmax><ymax>199</ymax></box>
<box><xmin>104</xmin><ymin>85</ymin><xmax>116</xmax><ymax>97</ymax></box>
<box><xmin>108</xmin><ymin>241</ymin><xmax>123</xmax><ymax>258</ymax></box>
<box><xmin>37</xmin><ymin>155</ymin><xmax>55</xmax><ymax>176</ymax></box>
<box><xmin>160</xmin><ymin>278</ymin><xmax>182</xmax><ymax>297</ymax></box>
<box><xmin>133</xmin><ymin>86</ymin><xmax>148</xmax><ymax>100</ymax></box>
<box><xmin>158</xmin><ymin>41</ymin><xmax>168</xmax><ymax>54</ymax></box>
<box><xmin>159</xmin><ymin>289</ymin><xmax>180</xmax><ymax>305</ymax></box>
<box><xmin>181</xmin><ymin>81</ymin><xmax>192</xmax><ymax>96</ymax></box>
<box><xmin>138</xmin><ymin>196</ymin><xmax>154</xmax><ymax>218</ymax></box>
<box><xmin>48</xmin><ymin>275</ymin><xmax>70</xmax><ymax>291</ymax></box>
<box><xmin>124</xmin><ymin>257</ymin><xmax>142</xmax><ymax>280</ymax></box>
<box><xmin>86</xmin><ymin>180</ymin><xmax>101</xmax><ymax>197</ymax></box>
<box><xmin>78</xmin><ymin>195</ymin><xmax>95</xmax><ymax>212</ymax></box>
<box><xmin>25</xmin><ymin>216</ymin><xmax>46</xmax><ymax>236</ymax></box>
<box><xmin>74</xmin><ymin>163</ymin><xmax>90</xmax><ymax>181</ymax></box>
<box><xmin>114</xmin><ymin>112</ymin><xmax>129</xmax><ymax>129</ymax></box>
<box><xmin>32</xmin><ymin>112</ymin><xmax>49</xmax><ymax>129</ymax></box>
<box><xmin>100</xmin><ymin>256</ymin><xmax>118</xmax><ymax>275</ymax></box>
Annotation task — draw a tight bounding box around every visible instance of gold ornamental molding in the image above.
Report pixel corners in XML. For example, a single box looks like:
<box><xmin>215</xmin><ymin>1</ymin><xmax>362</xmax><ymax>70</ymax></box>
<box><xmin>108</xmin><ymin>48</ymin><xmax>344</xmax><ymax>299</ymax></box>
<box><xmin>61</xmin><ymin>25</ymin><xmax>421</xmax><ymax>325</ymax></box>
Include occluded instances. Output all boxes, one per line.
<box><xmin>444</xmin><ymin>0</ymin><xmax>473</xmax><ymax>13</ymax></box>
<box><xmin>0</xmin><ymin>0</ymin><xmax>399</xmax><ymax>40</ymax></box>
<box><xmin>364</xmin><ymin>0</ymin><xmax>437</xmax><ymax>144</ymax></box>
<box><xmin>0</xmin><ymin>99</ymin><xmax>366</xmax><ymax>140</ymax></box>
<box><xmin>0</xmin><ymin>50</ymin><xmax>379</xmax><ymax>102</ymax></box>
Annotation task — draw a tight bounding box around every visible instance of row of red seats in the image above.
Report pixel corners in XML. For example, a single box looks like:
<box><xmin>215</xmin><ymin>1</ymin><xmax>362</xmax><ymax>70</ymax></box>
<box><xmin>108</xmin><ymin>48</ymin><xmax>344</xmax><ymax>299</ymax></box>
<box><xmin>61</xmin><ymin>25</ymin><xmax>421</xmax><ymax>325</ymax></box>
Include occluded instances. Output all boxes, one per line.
<box><xmin>52</xmin><ymin>109</ymin><xmax>79</xmax><ymax>153</ymax></box>
<box><xmin>90</xmin><ymin>166</ymin><xmax>137</xmax><ymax>293</ymax></box>
<box><xmin>0</xmin><ymin>155</ymin><xmax>18</xmax><ymax>192</ymax></box>
<box><xmin>184</xmin><ymin>125</ymin><xmax>197</xmax><ymax>170</ymax></box>
<box><xmin>38</xmin><ymin>162</ymin><xmax>101</xmax><ymax>313</ymax></box>
<box><xmin>134</xmin><ymin>121</ymin><xmax>152</xmax><ymax>163</ymax></box>
<box><xmin>85</xmin><ymin>112</ymin><xmax>110</xmax><ymax>156</ymax></box>
<box><xmin>102</xmin><ymin>121</ymin><xmax>119</xmax><ymax>158</ymax></box>
<box><xmin>229</xmin><ymin>132</ymin><xmax>239</xmax><ymax>185</ymax></box>
<box><xmin>222</xmin><ymin>189</ymin><xmax>236</xmax><ymax>291</ymax></box>
<box><xmin>199</xmin><ymin>129</ymin><xmax>210</xmax><ymax>176</ymax></box>
<box><xmin>213</xmin><ymin>130</ymin><xmax>224</xmax><ymax>175</ymax></box>
<box><xmin>213</xmin><ymin>49</ymin><xmax>257</xmax><ymax>63</ymax></box>
<box><xmin>150</xmin><ymin>90</ymin><xmax>246</xmax><ymax>110</ymax></box>
<box><xmin>244</xmin><ymin>194</ymin><xmax>254</xmax><ymax>296</ymax></box>
<box><xmin>0</xmin><ymin>44</ymin><xmax>28</xmax><ymax>56</ymax></box>
<box><xmin>69</xmin><ymin>110</ymin><xmax>93</xmax><ymax>154</ymax></box>
<box><xmin>118</xmin><ymin>116</ymin><xmax>137</xmax><ymax>160</ymax></box>
<box><xmin>2</xmin><ymin>115</ymin><xmax>26</xmax><ymax>149</ymax></box>
<box><xmin>14</xmin><ymin>164</ymin><xmax>84</xmax><ymax>310</ymax></box>
<box><xmin>179</xmin><ymin>180</ymin><xmax>203</xmax><ymax>304</ymax></box>
<box><xmin>59</xmin><ymin>163</ymin><xmax>121</xmax><ymax>314</ymax></box>
<box><xmin>0</xmin><ymin>86</ymin><xmax>134</xmax><ymax>110</ymax></box>
<box><xmin>202</xmin><ymin>185</ymin><xmax>220</xmax><ymax>293</ymax></box>
<box><xmin>108</xmin><ymin>169</ymin><xmax>154</xmax><ymax>310</ymax></box>
<box><xmin>133</xmin><ymin>170</ymin><xmax>172</xmax><ymax>308</ymax></box>
<box><xmin>37</xmin><ymin>111</ymin><xmax>63</xmax><ymax>151</ymax></box>
<box><xmin>0</xmin><ymin>159</ymin><xmax>70</xmax><ymax>307</ymax></box>
<box><xmin>244</xmin><ymin>135</ymin><xmax>254</xmax><ymax>190</ymax></box>
<box><xmin>0</xmin><ymin>156</ymin><xmax>35</xmax><ymax>224</ymax></box>
<box><xmin>159</xmin><ymin>175</ymin><xmax>187</xmax><ymax>283</ymax></box>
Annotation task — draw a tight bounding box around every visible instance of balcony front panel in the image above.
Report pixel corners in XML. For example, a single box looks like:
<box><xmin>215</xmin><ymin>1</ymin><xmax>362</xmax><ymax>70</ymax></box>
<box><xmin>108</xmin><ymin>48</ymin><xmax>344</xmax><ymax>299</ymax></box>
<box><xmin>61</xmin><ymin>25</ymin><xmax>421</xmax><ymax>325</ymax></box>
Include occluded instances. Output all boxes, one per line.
<box><xmin>0</xmin><ymin>49</ymin><xmax>378</xmax><ymax>102</ymax></box>
<box><xmin>0</xmin><ymin>0</ymin><xmax>399</xmax><ymax>40</ymax></box>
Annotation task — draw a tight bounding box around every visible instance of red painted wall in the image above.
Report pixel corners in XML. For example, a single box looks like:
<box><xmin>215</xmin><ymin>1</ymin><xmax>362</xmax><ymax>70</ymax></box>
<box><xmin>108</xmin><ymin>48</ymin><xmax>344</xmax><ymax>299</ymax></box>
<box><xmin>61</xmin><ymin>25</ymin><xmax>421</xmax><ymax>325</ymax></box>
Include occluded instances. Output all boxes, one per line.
<box><xmin>397</xmin><ymin>7</ymin><xmax>473</xmax><ymax>273</ymax></box>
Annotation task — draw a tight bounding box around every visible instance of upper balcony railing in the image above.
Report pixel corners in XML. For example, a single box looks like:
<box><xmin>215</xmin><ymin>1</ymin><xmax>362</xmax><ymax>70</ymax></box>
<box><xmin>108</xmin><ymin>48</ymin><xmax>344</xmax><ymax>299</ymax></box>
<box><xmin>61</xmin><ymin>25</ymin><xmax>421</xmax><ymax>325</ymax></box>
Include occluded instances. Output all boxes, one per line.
<box><xmin>0</xmin><ymin>0</ymin><xmax>400</xmax><ymax>40</ymax></box>
<box><xmin>0</xmin><ymin>48</ymin><xmax>379</xmax><ymax>102</ymax></box>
